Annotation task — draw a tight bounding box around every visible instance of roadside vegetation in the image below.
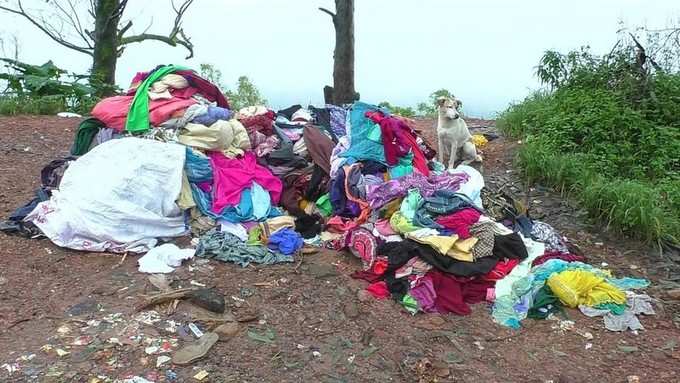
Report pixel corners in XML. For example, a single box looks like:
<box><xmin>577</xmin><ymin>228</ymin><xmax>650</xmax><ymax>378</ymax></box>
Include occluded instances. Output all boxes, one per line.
<box><xmin>497</xmin><ymin>29</ymin><xmax>680</xmax><ymax>245</ymax></box>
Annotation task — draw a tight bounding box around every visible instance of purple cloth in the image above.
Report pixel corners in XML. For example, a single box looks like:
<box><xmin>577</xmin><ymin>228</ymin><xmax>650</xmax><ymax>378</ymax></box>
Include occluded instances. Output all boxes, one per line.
<box><xmin>327</xmin><ymin>104</ymin><xmax>347</xmax><ymax>137</ymax></box>
<box><xmin>410</xmin><ymin>275</ymin><xmax>437</xmax><ymax>313</ymax></box>
<box><xmin>192</xmin><ymin>106</ymin><xmax>233</xmax><ymax>126</ymax></box>
<box><xmin>366</xmin><ymin>172</ymin><xmax>470</xmax><ymax>209</ymax></box>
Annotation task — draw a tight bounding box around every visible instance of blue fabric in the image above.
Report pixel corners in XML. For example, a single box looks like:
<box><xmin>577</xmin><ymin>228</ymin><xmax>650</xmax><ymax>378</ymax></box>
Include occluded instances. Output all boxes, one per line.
<box><xmin>339</xmin><ymin>102</ymin><xmax>388</xmax><ymax>164</ymax></box>
<box><xmin>191</xmin><ymin>106</ymin><xmax>233</xmax><ymax>126</ymax></box>
<box><xmin>185</xmin><ymin>148</ymin><xmax>213</xmax><ymax>183</ymax></box>
<box><xmin>191</xmin><ymin>182</ymin><xmax>278</xmax><ymax>223</ymax></box>
<box><xmin>268</xmin><ymin>228</ymin><xmax>303</xmax><ymax>255</ymax></box>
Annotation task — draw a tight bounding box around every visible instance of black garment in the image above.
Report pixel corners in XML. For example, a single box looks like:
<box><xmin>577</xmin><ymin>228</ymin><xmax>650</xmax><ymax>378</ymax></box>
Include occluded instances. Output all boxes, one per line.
<box><xmin>492</xmin><ymin>233</ymin><xmax>528</xmax><ymax>260</ymax></box>
<box><xmin>41</xmin><ymin>156</ymin><xmax>77</xmax><ymax>189</ymax></box>
<box><xmin>1</xmin><ymin>187</ymin><xmax>50</xmax><ymax>238</ymax></box>
<box><xmin>277</xmin><ymin>104</ymin><xmax>302</xmax><ymax>120</ymax></box>
<box><xmin>377</xmin><ymin>241</ymin><xmax>418</xmax><ymax>299</ymax></box>
<box><xmin>266</xmin><ymin>143</ymin><xmax>308</xmax><ymax>168</ymax></box>
<box><xmin>295</xmin><ymin>213</ymin><xmax>323</xmax><ymax>239</ymax></box>
<box><xmin>360</xmin><ymin>160</ymin><xmax>388</xmax><ymax>175</ymax></box>
<box><xmin>309</xmin><ymin>106</ymin><xmax>331</xmax><ymax>129</ymax></box>
<box><xmin>304</xmin><ymin>165</ymin><xmax>328</xmax><ymax>201</ymax></box>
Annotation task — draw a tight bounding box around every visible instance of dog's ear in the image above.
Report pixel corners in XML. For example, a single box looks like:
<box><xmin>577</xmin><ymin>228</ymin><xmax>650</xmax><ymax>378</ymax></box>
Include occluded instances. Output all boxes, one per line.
<box><xmin>436</xmin><ymin>96</ymin><xmax>447</xmax><ymax>107</ymax></box>
<box><xmin>455</xmin><ymin>99</ymin><xmax>463</xmax><ymax>109</ymax></box>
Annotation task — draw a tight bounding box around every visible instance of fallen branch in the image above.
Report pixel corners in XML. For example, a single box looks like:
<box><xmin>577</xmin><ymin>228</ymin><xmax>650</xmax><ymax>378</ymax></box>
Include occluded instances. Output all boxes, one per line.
<box><xmin>135</xmin><ymin>287</ymin><xmax>197</xmax><ymax>312</ymax></box>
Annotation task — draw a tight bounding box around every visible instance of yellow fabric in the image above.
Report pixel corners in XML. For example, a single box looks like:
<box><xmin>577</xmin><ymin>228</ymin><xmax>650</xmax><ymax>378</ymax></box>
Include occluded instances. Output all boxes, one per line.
<box><xmin>259</xmin><ymin>216</ymin><xmax>295</xmax><ymax>236</ymax></box>
<box><xmin>148</xmin><ymin>74</ymin><xmax>189</xmax><ymax>100</ymax></box>
<box><xmin>471</xmin><ymin>134</ymin><xmax>488</xmax><ymax>148</ymax></box>
<box><xmin>390</xmin><ymin>211</ymin><xmax>419</xmax><ymax>234</ymax></box>
<box><xmin>177</xmin><ymin>173</ymin><xmax>196</xmax><ymax>210</ymax></box>
<box><xmin>446</xmin><ymin>237</ymin><xmax>478</xmax><ymax>262</ymax></box>
<box><xmin>547</xmin><ymin>269</ymin><xmax>626</xmax><ymax>308</ymax></box>
<box><xmin>407</xmin><ymin>233</ymin><xmax>459</xmax><ymax>254</ymax></box>
<box><xmin>178</xmin><ymin>119</ymin><xmax>250</xmax><ymax>157</ymax></box>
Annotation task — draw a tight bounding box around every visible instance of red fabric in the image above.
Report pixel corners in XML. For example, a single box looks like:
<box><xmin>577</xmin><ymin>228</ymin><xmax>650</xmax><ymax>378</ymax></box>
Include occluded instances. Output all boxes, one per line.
<box><xmin>209</xmin><ymin>152</ymin><xmax>283</xmax><ymax>212</ymax></box>
<box><xmin>366</xmin><ymin>281</ymin><xmax>390</xmax><ymax>299</ymax></box>
<box><xmin>175</xmin><ymin>70</ymin><xmax>230</xmax><ymax>108</ymax></box>
<box><xmin>532</xmin><ymin>251</ymin><xmax>586</xmax><ymax>267</ymax></box>
<box><xmin>429</xmin><ymin>270</ymin><xmax>494</xmax><ymax>316</ymax></box>
<box><xmin>365</xmin><ymin>111</ymin><xmax>430</xmax><ymax>176</ymax></box>
<box><xmin>435</xmin><ymin>208</ymin><xmax>481</xmax><ymax>239</ymax></box>
<box><xmin>326</xmin><ymin>216</ymin><xmax>359</xmax><ymax>233</ymax></box>
<box><xmin>239</xmin><ymin>111</ymin><xmax>276</xmax><ymax>136</ymax></box>
<box><xmin>482</xmin><ymin>259</ymin><xmax>520</xmax><ymax>281</ymax></box>
<box><xmin>91</xmin><ymin>96</ymin><xmax>196</xmax><ymax>131</ymax></box>
<box><xmin>372</xmin><ymin>258</ymin><xmax>388</xmax><ymax>275</ymax></box>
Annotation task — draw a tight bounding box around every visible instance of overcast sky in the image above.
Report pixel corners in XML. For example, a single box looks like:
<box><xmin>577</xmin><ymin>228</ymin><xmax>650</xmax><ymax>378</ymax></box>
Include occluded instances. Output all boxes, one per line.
<box><xmin>1</xmin><ymin>0</ymin><xmax>678</xmax><ymax>117</ymax></box>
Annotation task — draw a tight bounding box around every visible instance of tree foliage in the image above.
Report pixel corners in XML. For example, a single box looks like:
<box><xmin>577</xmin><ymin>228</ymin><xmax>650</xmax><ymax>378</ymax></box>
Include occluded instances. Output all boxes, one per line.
<box><xmin>199</xmin><ymin>63</ymin><xmax>267</xmax><ymax>110</ymax></box>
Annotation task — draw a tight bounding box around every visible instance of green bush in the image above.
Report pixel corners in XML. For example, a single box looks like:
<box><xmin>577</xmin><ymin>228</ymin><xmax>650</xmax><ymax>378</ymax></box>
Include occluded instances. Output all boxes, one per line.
<box><xmin>498</xmin><ymin>41</ymin><xmax>680</xmax><ymax>245</ymax></box>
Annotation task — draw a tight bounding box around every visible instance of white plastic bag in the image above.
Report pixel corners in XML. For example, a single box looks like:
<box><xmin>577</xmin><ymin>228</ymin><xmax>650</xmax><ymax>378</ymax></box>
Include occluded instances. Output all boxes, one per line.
<box><xmin>26</xmin><ymin>137</ymin><xmax>187</xmax><ymax>253</ymax></box>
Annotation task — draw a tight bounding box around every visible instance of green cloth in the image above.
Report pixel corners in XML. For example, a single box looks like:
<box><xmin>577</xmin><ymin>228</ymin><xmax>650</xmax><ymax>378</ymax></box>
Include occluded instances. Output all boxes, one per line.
<box><xmin>71</xmin><ymin>117</ymin><xmax>105</xmax><ymax>155</ymax></box>
<box><xmin>595</xmin><ymin>302</ymin><xmax>626</xmax><ymax>315</ymax></box>
<box><xmin>401</xmin><ymin>294</ymin><xmax>418</xmax><ymax>315</ymax></box>
<box><xmin>247</xmin><ymin>226</ymin><xmax>263</xmax><ymax>245</ymax></box>
<box><xmin>197</xmin><ymin>229</ymin><xmax>291</xmax><ymax>267</ymax></box>
<box><xmin>315</xmin><ymin>193</ymin><xmax>332</xmax><ymax>217</ymax></box>
<box><xmin>527</xmin><ymin>285</ymin><xmax>563</xmax><ymax>320</ymax></box>
<box><xmin>125</xmin><ymin>64</ymin><xmax>188</xmax><ymax>133</ymax></box>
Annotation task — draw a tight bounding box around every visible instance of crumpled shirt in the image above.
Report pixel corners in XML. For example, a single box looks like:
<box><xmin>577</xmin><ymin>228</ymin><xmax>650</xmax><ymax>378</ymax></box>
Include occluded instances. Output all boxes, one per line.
<box><xmin>196</xmin><ymin>229</ymin><xmax>292</xmax><ymax>267</ymax></box>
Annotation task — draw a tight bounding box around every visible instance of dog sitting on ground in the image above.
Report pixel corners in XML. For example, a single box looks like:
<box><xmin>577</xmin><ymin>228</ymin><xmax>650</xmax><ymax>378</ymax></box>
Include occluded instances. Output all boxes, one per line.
<box><xmin>435</xmin><ymin>96</ymin><xmax>482</xmax><ymax>169</ymax></box>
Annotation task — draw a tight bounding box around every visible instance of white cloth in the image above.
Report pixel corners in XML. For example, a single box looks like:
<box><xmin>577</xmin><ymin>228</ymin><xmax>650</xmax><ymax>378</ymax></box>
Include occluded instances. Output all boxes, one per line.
<box><xmin>451</xmin><ymin>164</ymin><xmax>484</xmax><ymax>208</ymax></box>
<box><xmin>493</xmin><ymin>235</ymin><xmax>545</xmax><ymax>299</ymax></box>
<box><xmin>138</xmin><ymin>243</ymin><xmax>195</xmax><ymax>273</ymax></box>
<box><xmin>26</xmin><ymin>138</ymin><xmax>187</xmax><ymax>253</ymax></box>
<box><xmin>218</xmin><ymin>221</ymin><xmax>248</xmax><ymax>241</ymax></box>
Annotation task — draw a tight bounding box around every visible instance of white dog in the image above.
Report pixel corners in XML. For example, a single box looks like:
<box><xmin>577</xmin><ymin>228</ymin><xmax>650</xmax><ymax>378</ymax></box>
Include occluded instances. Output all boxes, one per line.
<box><xmin>435</xmin><ymin>96</ymin><xmax>482</xmax><ymax>169</ymax></box>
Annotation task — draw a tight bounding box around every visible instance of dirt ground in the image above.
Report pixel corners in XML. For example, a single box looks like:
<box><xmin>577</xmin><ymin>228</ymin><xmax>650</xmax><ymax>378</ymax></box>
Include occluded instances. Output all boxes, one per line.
<box><xmin>0</xmin><ymin>115</ymin><xmax>679</xmax><ymax>383</ymax></box>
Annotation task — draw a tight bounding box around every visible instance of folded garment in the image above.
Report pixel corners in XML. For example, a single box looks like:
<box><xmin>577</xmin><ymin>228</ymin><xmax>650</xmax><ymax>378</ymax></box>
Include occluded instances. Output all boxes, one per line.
<box><xmin>268</xmin><ymin>228</ymin><xmax>303</xmax><ymax>255</ymax></box>
<box><xmin>91</xmin><ymin>95</ymin><xmax>197</xmax><ymax>131</ymax></box>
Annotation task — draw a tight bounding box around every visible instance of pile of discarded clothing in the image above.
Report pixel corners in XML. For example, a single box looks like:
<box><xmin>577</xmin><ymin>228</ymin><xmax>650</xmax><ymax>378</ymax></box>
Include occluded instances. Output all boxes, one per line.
<box><xmin>0</xmin><ymin>63</ymin><xmax>652</xmax><ymax>332</ymax></box>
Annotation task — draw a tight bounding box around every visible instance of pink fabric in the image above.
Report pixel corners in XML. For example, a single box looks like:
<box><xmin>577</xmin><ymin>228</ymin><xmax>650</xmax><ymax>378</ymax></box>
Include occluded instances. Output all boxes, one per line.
<box><xmin>91</xmin><ymin>95</ymin><xmax>196</xmax><ymax>131</ymax></box>
<box><xmin>209</xmin><ymin>152</ymin><xmax>283</xmax><ymax>213</ymax></box>
<box><xmin>435</xmin><ymin>208</ymin><xmax>482</xmax><ymax>239</ymax></box>
<box><xmin>375</xmin><ymin>219</ymin><xmax>397</xmax><ymax>236</ymax></box>
<box><xmin>326</xmin><ymin>216</ymin><xmax>359</xmax><ymax>233</ymax></box>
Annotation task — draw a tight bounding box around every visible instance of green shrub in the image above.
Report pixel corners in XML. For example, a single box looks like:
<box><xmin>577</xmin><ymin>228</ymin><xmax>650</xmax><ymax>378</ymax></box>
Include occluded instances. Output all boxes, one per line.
<box><xmin>498</xmin><ymin>40</ymin><xmax>680</xmax><ymax>245</ymax></box>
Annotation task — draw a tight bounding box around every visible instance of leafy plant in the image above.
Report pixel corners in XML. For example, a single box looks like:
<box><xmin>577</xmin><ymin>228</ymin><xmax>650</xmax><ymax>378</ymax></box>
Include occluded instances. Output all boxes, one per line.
<box><xmin>199</xmin><ymin>63</ymin><xmax>267</xmax><ymax>111</ymax></box>
<box><xmin>498</xmin><ymin>29</ymin><xmax>680</xmax><ymax>245</ymax></box>
<box><xmin>0</xmin><ymin>58</ymin><xmax>98</xmax><ymax>115</ymax></box>
<box><xmin>416</xmin><ymin>89</ymin><xmax>455</xmax><ymax>116</ymax></box>
<box><xmin>378</xmin><ymin>101</ymin><xmax>415</xmax><ymax>117</ymax></box>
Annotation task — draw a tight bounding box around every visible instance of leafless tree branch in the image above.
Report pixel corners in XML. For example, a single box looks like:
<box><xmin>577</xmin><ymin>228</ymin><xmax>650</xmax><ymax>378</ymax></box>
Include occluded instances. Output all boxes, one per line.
<box><xmin>119</xmin><ymin>0</ymin><xmax>195</xmax><ymax>59</ymax></box>
<box><xmin>0</xmin><ymin>0</ymin><xmax>93</xmax><ymax>56</ymax></box>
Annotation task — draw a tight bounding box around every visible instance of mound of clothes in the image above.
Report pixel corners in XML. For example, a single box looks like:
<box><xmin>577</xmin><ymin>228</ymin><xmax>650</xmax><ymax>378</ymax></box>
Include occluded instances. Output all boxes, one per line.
<box><xmin>0</xmin><ymin>64</ymin><xmax>652</xmax><ymax>332</ymax></box>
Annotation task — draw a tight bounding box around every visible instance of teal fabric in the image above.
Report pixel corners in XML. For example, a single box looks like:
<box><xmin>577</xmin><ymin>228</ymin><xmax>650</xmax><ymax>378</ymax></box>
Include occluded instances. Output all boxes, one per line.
<box><xmin>400</xmin><ymin>188</ymin><xmax>422</xmax><ymax>221</ymax></box>
<box><xmin>389</xmin><ymin>153</ymin><xmax>414</xmax><ymax>178</ymax></box>
<box><xmin>339</xmin><ymin>102</ymin><xmax>388</xmax><ymax>164</ymax></box>
<box><xmin>126</xmin><ymin>64</ymin><xmax>188</xmax><ymax>133</ymax></box>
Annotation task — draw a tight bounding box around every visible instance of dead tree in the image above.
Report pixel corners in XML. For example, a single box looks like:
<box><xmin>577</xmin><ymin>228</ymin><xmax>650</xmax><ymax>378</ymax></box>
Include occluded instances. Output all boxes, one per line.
<box><xmin>319</xmin><ymin>0</ymin><xmax>357</xmax><ymax>105</ymax></box>
<box><xmin>0</xmin><ymin>0</ymin><xmax>196</xmax><ymax>95</ymax></box>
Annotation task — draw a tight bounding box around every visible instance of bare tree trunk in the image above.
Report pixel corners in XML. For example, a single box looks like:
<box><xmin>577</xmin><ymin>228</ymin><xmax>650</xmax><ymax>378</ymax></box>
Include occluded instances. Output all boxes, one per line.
<box><xmin>320</xmin><ymin>0</ymin><xmax>356</xmax><ymax>105</ymax></box>
<box><xmin>91</xmin><ymin>0</ymin><xmax>121</xmax><ymax>95</ymax></box>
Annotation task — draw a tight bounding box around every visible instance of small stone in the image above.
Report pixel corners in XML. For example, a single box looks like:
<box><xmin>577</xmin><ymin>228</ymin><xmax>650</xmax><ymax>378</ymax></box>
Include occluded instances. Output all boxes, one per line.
<box><xmin>189</xmin><ymin>288</ymin><xmax>225</xmax><ymax>313</ymax></box>
<box><xmin>214</xmin><ymin>322</ymin><xmax>240</xmax><ymax>340</ymax></box>
<box><xmin>666</xmin><ymin>289</ymin><xmax>680</xmax><ymax>300</ymax></box>
<box><xmin>307</xmin><ymin>263</ymin><xmax>338</xmax><ymax>279</ymax></box>
<box><xmin>357</xmin><ymin>289</ymin><xmax>372</xmax><ymax>303</ymax></box>
<box><xmin>343</xmin><ymin>302</ymin><xmax>359</xmax><ymax>319</ymax></box>
<box><xmin>66</xmin><ymin>299</ymin><xmax>100</xmax><ymax>316</ymax></box>
<box><xmin>627</xmin><ymin>376</ymin><xmax>640</xmax><ymax>383</ymax></box>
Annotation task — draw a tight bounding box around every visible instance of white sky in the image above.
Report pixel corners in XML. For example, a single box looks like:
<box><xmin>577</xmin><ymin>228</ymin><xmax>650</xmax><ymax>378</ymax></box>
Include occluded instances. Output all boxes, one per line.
<box><xmin>1</xmin><ymin>0</ymin><xmax>679</xmax><ymax>117</ymax></box>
